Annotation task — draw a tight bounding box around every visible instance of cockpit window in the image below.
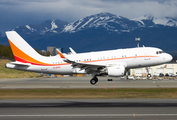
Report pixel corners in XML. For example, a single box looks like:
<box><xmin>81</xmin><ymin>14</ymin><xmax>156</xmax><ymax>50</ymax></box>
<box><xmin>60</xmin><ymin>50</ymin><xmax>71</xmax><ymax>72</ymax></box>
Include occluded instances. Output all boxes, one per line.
<box><xmin>156</xmin><ymin>51</ymin><xmax>165</xmax><ymax>54</ymax></box>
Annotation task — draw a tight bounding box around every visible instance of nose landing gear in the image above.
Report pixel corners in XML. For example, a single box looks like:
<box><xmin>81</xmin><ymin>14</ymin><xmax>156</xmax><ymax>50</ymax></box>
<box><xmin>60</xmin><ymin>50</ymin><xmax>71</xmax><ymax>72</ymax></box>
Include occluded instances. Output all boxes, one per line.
<box><xmin>90</xmin><ymin>76</ymin><xmax>98</xmax><ymax>85</ymax></box>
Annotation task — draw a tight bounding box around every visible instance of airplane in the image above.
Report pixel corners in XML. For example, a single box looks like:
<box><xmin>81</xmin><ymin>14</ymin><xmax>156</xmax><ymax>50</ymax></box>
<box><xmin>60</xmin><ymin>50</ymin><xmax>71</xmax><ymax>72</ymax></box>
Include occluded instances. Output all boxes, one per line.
<box><xmin>5</xmin><ymin>31</ymin><xmax>173</xmax><ymax>85</ymax></box>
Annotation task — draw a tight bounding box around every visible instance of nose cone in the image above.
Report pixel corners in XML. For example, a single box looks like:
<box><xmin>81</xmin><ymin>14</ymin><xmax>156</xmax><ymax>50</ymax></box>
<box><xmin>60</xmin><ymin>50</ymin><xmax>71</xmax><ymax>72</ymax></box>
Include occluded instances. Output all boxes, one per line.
<box><xmin>166</xmin><ymin>54</ymin><xmax>173</xmax><ymax>62</ymax></box>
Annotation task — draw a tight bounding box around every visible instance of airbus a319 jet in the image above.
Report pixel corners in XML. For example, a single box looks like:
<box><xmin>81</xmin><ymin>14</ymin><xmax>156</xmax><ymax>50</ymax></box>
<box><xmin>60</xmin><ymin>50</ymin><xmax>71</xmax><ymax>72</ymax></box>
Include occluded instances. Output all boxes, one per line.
<box><xmin>5</xmin><ymin>31</ymin><xmax>172</xmax><ymax>85</ymax></box>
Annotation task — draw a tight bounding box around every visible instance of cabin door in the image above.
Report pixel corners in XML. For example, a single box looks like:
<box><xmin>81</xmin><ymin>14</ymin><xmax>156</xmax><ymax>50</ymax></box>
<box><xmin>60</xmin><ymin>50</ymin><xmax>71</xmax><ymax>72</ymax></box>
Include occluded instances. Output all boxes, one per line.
<box><xmin>144</xmin><ymin>49</ymin><xmax>150</xmax><ymax>60</ymax></box>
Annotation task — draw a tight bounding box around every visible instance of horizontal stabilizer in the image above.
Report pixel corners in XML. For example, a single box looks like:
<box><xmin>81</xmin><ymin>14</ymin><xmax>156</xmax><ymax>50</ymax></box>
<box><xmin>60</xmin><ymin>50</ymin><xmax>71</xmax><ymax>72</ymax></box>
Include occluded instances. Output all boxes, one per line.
<box><xmin>10</xmin><ymin>61</ymin><xmax>31</xmax><ymax>66</ymax></box>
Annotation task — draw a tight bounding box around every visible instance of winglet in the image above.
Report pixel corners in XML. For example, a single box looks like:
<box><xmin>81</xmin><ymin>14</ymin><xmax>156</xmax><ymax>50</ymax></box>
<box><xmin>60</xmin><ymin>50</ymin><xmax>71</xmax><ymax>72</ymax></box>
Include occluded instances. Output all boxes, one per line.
<box><xmin>56</xmin><ymin>49</ymin><xmax>75</xmax><ymax>64</ymax></box>
<box><xmin>69</xmin><ymin>47</ymin><xmax>77</xmax><ymax>54</ymax></box>
<box><xmin>56</xmin><ymin>49</ymin><xmax>65</xmax><ymax>59</ymax></box>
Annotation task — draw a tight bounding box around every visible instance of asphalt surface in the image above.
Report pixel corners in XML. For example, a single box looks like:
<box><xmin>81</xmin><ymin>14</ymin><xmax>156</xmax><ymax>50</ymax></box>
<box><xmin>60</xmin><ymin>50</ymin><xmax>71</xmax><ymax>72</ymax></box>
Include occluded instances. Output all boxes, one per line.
<box><xmin>1</xmin><ymin>77</ymin><xmax>177</xmax><ymax>120</ymax></box>
<box><xmin>0</xmin><ymin>99</ymin><xmax>177</xmax><ymax>120</ymax></box>
<box><xmin>0</xmin><ymin>76</ymin><xmax>177</xmax><ymax>89</ymax></box>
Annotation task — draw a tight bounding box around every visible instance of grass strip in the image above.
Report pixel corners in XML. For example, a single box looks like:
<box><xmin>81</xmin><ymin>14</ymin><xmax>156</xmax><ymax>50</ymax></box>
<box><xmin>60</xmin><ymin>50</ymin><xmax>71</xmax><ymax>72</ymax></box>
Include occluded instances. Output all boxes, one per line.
<box><xmin>0</xmin><ymin>88</ymin><xmax>177</xmax><ymax>99</ymax></box>
<box><xmin>0</xmin><ymin>59</ymin><xmax>41</xmax><ymax>79</ymax></box>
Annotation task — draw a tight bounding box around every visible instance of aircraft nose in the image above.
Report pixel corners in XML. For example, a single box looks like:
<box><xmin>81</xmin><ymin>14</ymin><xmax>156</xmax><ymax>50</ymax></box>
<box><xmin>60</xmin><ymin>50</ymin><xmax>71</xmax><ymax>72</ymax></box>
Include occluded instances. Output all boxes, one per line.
<box><xmin>167</xmin><ymin>54</ymin><xmax>173</xmax><ymax>62</ymax></box>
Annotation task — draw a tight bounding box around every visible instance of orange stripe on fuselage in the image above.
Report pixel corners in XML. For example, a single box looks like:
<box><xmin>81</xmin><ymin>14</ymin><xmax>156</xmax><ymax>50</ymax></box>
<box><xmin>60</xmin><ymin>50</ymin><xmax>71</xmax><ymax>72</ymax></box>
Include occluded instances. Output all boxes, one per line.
<box><xmin>82</xmin><ymin>55</ymin><xmax>158</xmax><ymax>63</ymax></box>
<box><xmin>8</xmin><ymin>38</ymin><xmax>158</xmax><ymax>66</ymax></box>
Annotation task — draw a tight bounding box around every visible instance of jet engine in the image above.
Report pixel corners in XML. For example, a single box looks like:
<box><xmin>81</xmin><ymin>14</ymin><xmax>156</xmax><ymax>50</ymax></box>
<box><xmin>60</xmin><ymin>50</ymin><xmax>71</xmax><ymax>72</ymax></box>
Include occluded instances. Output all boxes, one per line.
<box><xmin>107</xmin><ymin>66</ymin><xmax>125</xmax><ymax>77</ymax></box>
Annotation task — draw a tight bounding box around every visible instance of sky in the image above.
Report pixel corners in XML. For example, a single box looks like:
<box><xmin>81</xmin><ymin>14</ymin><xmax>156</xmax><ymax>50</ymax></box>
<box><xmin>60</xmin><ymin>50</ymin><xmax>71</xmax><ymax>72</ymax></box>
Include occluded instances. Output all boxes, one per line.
<box><xmin>0</xmin><ymin>0</ymin><xmax>177</xmax><ymax>32</ymax></box>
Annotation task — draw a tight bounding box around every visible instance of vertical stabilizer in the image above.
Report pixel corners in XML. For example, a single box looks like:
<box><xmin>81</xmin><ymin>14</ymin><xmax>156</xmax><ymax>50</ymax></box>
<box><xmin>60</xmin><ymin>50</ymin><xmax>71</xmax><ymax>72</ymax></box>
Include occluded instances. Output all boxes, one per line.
<box><xmin>6</xmin><ymin>31</ymin><xmax>42</xmax><ymax>64</ymax></box>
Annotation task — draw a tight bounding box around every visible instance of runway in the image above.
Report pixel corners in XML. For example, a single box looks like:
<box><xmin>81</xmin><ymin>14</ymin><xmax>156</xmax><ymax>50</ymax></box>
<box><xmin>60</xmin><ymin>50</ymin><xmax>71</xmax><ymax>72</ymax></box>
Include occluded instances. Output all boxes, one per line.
<box><xmin>1</xmin><ymin>77</ymin><xmax>177</xmax><ymax>119</ymax></box>
<box><xmin>0</xmin><ymin>99</ymin><xmax>177</xmax><ymax>120</ymax></box>
<box><xmin>0</xmin><ymin>76</ymin><xmax>177</xmax><ymax>89</ymax></box>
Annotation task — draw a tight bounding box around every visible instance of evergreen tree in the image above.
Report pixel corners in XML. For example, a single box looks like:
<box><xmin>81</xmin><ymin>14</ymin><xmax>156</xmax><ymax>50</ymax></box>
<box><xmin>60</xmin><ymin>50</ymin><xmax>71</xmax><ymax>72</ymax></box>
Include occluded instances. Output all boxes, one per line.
<box><xmin>0</xmin><ymin>44</ymin><xmax>14</xmax><ymax>59</ymax></box>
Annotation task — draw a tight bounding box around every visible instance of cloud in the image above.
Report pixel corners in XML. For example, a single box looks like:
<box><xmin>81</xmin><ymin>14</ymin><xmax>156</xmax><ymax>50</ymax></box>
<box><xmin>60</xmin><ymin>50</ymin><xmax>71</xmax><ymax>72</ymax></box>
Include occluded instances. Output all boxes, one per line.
<box><xmin>0</xmin><ymin>0</ymin><xmax>177</xmax><ymax>32</ymax></box>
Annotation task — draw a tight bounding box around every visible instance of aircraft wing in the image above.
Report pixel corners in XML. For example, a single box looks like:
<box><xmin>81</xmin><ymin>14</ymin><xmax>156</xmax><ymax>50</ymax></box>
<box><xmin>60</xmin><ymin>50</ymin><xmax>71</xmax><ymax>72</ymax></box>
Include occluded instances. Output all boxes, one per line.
<box><xmin>56</xmin><ymin>49</ymin><xmax>106</xmax><ymax>74</ymax></box>
<box><xmin>68</xmin><ymin>60</ymin><xmax>106</xmax><ymax>74</ymax></box>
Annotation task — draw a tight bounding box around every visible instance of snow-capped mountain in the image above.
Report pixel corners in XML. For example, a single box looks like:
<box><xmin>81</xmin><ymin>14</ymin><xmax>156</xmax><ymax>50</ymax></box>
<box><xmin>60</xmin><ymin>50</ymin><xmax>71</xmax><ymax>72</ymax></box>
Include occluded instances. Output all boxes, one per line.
<box><xmin>9</xmin><ymin>12</ymin><xmax>177</xmax><ymax>36</ymax></box>
<box><xmin>63</xmin><ymin>12</ymin><xmax>144</xmax><ymax>33</ymax></box>
<box><xmin>63</xmin><ymin>13</ymin><xmax>177</xmax><ymax>34</ymax></box>
<box><xmin>132</xmin><ymin>14</ymin><xmax>177</xmax><ymax>27</ymax></box>
<box><xmin>12</xmin><ymin>19</ymin><xmax>68</xmax><ymax>35</ymax></box>
<box><xmin>1</xmin><ymin>12</ymin><xmax>177</xmax><ymax>53</ymax></box>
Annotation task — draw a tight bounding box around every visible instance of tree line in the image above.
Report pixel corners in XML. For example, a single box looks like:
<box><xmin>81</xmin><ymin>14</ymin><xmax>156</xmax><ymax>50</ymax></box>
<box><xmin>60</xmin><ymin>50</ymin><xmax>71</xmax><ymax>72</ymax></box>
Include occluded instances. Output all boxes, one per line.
<box><xmin>0</xmin><ymin>44</ymin><xmax>14</xmax><ymax>59</ymax></box>
<box><xmin>0</xmin><ymin>44</ymin><xmax>51</xmax><ymax>60</ymax></box>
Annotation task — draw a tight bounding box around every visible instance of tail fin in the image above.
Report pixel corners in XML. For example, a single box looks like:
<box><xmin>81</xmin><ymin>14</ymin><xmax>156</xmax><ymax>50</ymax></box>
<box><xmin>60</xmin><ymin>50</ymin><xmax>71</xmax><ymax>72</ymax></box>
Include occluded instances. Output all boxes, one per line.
<box><xmin>6</xmin><ymin>31</ymin><xmax>42</xmax><ymax>64</ymax></box>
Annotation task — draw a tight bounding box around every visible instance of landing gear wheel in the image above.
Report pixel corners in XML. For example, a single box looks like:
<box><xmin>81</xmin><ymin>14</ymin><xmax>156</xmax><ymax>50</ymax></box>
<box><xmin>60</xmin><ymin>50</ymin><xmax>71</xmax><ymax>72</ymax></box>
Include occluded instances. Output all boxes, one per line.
<box><xmin>108</xmin><ymin>79</ymin><xmax>113</xmax><ymax>81</ymax></box>
<box><xmin>147</xmin><ymin>74</ymin><xmax>151</xmax><ymax>78</ymax></box>
<box><xmin>90</xmin><ymin>77</ymin><xmax>98</xmax><ymax>85</ymax></box>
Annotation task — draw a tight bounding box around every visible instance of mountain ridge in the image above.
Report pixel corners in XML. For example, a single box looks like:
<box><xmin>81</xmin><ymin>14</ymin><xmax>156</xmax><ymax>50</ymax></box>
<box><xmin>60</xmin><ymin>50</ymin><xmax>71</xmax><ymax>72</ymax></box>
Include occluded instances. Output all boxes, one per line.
<box><xmin>1</xmin><ymin>12</ymin><xmax>177</xmax><ymax>53</ymax></box>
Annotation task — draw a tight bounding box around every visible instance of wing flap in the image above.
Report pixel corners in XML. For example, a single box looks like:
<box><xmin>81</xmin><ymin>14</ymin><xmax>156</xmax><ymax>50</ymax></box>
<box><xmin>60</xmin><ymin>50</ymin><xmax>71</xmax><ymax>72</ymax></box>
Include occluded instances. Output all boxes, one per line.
<box><xmin>56</xmin><ymin>49</ymin><xmax>106</xmax><ymax>74</ymax></box>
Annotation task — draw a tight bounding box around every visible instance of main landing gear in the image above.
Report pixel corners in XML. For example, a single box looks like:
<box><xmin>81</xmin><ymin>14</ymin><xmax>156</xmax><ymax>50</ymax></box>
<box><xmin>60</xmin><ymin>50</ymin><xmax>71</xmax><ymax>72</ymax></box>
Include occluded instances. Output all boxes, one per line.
<box><xmin>90</xmin><ymin>76</ymin><xmax>98</xmax><ymax>85</ymax></box>
<box><xmin>146</xmin><ymin>67</ymin><xmax>152</xmax><ymax>78</ymax></box>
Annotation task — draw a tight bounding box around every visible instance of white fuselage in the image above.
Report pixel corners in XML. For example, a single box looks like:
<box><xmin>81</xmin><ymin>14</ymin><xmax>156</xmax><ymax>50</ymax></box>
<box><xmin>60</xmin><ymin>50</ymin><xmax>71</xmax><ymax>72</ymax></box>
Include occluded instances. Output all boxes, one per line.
<box><xmin>6</xmin><ymin>47</ymin><xmax>172</xmax><ymax>75</ymax></box>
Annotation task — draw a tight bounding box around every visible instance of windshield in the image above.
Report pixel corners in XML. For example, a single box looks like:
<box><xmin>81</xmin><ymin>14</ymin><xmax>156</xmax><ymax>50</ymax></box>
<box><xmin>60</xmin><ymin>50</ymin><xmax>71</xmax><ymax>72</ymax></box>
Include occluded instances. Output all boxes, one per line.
<box><xmin>156</xmin><ymin>51</ymin><xmax>165</xmax><ymax>54</ymax></box>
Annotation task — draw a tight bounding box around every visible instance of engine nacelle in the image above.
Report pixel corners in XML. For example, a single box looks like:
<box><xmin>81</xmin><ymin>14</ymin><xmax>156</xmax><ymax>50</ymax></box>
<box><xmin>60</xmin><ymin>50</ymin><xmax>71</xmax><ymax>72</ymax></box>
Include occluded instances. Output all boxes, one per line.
<box><xmin>107</xmin><ymin>66</ymin><xmax>125</xmax><ymax>77</ymax></box>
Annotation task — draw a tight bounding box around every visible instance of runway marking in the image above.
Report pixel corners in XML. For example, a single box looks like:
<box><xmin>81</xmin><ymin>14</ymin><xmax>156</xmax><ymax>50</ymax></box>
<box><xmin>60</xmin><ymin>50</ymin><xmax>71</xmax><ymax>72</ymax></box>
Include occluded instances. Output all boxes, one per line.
<box><xmin>113</xmin><ymin>84</ymin><xmax>116</xmax><ymax>90</ymax></box>
<box><xmin>172</xmin><ymin>92</ymin><xmax>177</xmax><ymax>98</ymax></box>
<box><xmin>103</xmin><ymin>84</ymin><xmax>107</xmax><ymax>90</ymax></box>
<box><xmin>1</xmin><ymin>114</ymin><xmax>177</xmax><ymax>117</ymax></box>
